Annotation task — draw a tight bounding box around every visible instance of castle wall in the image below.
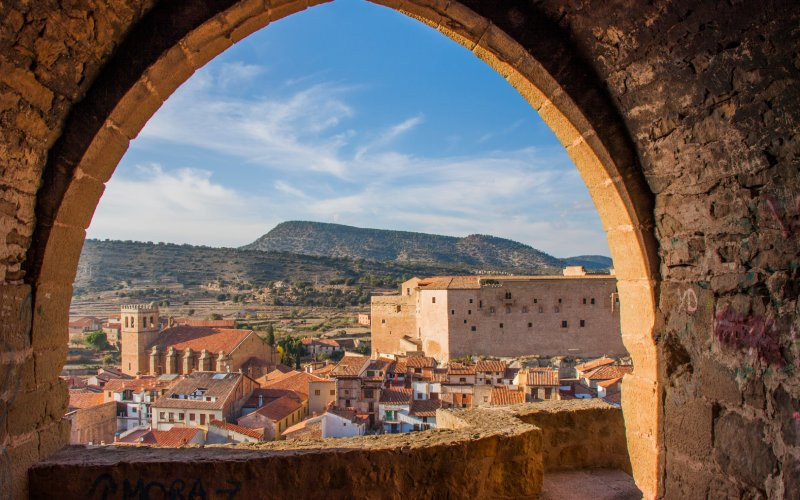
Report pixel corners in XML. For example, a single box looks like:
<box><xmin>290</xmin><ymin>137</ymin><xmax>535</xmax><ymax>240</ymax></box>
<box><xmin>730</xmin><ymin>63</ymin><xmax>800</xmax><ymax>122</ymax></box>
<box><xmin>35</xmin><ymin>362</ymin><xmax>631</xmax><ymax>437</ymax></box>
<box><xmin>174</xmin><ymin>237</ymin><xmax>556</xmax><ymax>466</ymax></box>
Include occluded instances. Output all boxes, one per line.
<box><xmin>418</xmin><ymin>290</ymin><xmax>452</xmax><ymax>362</ymax></box>
<box><xmin>66</xmin><ymin>401</ymin><xmax>117</xmax><ymax>445</ymax></box>
<box><xmin>371</xmin><ymin>295</ymin><xmax>417</xmax><ymax>357</ymax></box>
<box><xmin>446</xmin><ymin>279</ymin><xmax>625</xmax><ymax>361</ymax></box>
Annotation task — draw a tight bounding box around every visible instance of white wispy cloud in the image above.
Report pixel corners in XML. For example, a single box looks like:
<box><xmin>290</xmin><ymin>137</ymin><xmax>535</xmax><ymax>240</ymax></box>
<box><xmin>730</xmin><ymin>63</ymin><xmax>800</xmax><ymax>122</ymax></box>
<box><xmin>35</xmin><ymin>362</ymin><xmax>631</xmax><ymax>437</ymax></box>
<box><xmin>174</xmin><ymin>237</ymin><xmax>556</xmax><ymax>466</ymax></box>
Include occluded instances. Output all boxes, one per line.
<box><xmin>92</xmin><ymin>61</ymin><xmax>610</xmax><ymax>256</ymax></box>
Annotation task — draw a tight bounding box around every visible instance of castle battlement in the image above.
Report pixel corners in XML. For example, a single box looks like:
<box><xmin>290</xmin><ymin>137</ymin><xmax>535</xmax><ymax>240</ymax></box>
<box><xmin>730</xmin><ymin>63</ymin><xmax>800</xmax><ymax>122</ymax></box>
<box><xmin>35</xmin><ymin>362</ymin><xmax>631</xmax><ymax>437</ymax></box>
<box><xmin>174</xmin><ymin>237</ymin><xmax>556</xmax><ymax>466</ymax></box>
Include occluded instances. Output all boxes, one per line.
<box><xmin>121</xmin><ymin>303</ymin><xmax>159</xmax><ymax>312</ymax></box>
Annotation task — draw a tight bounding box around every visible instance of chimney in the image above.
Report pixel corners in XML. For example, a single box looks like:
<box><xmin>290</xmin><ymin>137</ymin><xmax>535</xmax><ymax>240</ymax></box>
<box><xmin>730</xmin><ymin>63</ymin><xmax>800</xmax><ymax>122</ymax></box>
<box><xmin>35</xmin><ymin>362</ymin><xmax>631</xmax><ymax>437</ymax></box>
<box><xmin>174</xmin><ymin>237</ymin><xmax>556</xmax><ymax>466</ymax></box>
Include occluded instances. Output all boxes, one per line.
<box><xmin>258</xmin><ymin>393</ymin><xmax>264</xmax><ymax>407</ymax></box>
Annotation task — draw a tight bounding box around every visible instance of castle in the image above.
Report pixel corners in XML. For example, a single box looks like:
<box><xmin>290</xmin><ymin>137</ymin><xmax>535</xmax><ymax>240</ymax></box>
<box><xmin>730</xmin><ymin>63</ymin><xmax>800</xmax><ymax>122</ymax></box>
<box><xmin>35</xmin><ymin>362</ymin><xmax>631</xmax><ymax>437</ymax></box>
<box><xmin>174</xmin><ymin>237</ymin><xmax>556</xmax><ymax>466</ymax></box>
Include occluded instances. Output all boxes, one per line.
<box><xmin>371</xmin><ymin>267</ymin><xmax>626</xmax><ymax>363</ymax></box>
<box><xmin>120</xmin><ymin>304</ymin><xmax>277</xmax><ymax>377</ymax></box>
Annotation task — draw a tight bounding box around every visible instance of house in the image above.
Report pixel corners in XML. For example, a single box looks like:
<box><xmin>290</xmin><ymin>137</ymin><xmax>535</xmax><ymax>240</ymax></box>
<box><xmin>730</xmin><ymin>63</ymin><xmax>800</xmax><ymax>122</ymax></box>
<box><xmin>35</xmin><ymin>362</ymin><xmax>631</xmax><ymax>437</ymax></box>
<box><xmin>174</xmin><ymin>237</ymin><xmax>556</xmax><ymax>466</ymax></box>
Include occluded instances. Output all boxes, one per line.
<box><xmin>329</xmin><ymin>355</ymin><xmax>371</xmax><ymax>410</ymax></box>
<box><xmin>87</xmin><ymin>367</ymin><xmax>132</xmax><ymax>388</ymax></box>
<box><xmin>238</xmin><ymin>387</ymin><xmax>304</xmax><ymax>417</ymax></box>
<box><xmin>596</xmin><ymin>377</ymin><xmax>624</xmax><ymax>398</ymax></box>
<box><xmin>441</xmin><ymin>363</ymin><xmax>476</xmax><ymax>408</ymax></box>
<box><xmin>490</xmin><ymin>386</ymin><xmax>526</xmax><ymax>406</ymax></box>
<box><xmin>357</xmin><ymin>314</ymin><xmax>371</xmax><ymax>326</ymax></box>
<box><xmin>301</xmin><ymin>337</ymin><xmax>342</xmax><ymax>358</ymax></box>
<box><xmin>237</xmin><ymin>395</ymin><xmax>306</xmax><ymax>440</ymax></box>
<box><xmin>258</xmin><ymin>370</ymin><xmax>328</xmax><ymax>416</ymax></box>
<box><xmin>406</xmin><ymin>399</ymin><xmax>444</xmax><ymax>431</ymax></box>
<box><xmin>378</xmin><ymin>387</ymin><xmax>413</xmax><ymax>434</ymax></box>
<box><xmin>151</xmin><ymin>372</ymin><xmax>258</xmax><ymax>430</ymax></box>
<box><xmin>475</xmin><ymin>360</ymin><xmax>507</xmax><ymax>386</ymax></box>
<box><xmin>404</xmin><ymin>355</ymin><xmax>437</xmax><ymax>381</ymax></box>
<box><xmin>68</xmin><ymin>316</ymin><xmax>102</xmax><ymax>336</ymax></box>
<box><xmin>446</xmin><ymin>363</ymin><xmax>477</xmax><ymax>385</ymax></box>
<box><xmin>66</xmin><ymin>391</ymin><xmax>117</xmax><ymax>445</ymax></box>
<box><xmin>103</xmin><ymin>375</ymin><xmax>180</xmax><ymax>431</ymax></box>
<box><xmin>207</xmin><ymin>420</ymin><xmax>266</xmax><ymax>443</ymax></box>
<box><xmin>411</xmin><ymin>380</ymin><xmax>441</xmax><ymax>401</ymax></box>
<box><xmin>521</xmin><ymin>367</ymin><xmax>561</xmax><ymax>401</ymax></box>
<box><xmin>580</xmin><ymin>365</ymin><xmax>632</xmax><ymax>389</ymax></box>
<box><xmin>116</xmin><ymin>427</ymin><xmax>204</xmax><ymax>446</ymax></box>
<box><xmin>308</xmin><ymin>379</ymin><xmax>337</xmax><ymax>415</ymax></box>
<box><xmin>321</xmin><ymin>408</ymin><xmax>367</xmax><ymax>438</ymax></box>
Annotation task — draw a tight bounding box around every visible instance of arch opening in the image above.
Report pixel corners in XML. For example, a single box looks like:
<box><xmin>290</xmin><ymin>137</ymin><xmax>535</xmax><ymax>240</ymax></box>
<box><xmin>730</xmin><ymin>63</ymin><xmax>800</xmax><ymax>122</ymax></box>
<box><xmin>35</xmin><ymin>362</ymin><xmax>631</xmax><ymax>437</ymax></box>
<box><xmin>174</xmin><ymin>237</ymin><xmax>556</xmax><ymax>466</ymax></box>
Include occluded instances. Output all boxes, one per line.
<box><xmin>25</xmin><ymin>0</ymin><xmax>660</xmax><ymax>497</ymax></box>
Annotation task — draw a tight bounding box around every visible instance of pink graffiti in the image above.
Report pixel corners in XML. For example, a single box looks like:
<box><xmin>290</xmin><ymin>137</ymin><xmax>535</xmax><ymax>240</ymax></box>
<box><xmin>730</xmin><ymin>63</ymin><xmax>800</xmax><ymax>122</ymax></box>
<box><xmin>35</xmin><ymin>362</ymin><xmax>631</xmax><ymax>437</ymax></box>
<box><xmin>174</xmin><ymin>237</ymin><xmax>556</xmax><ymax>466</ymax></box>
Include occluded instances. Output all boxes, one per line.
<box><xmin>714</xmin><ymin>307</ymin><xmax>784</xmax><ymax>366</ymax></box>
<box><xmin>794</xmin><ymin>411</ymin><xmax>800</xmax><ymax>423</ymax></box>
<box><xmin>764</xmin><ymin>195</ymin><xmax>800</xmax><ymax>238</ymax></box>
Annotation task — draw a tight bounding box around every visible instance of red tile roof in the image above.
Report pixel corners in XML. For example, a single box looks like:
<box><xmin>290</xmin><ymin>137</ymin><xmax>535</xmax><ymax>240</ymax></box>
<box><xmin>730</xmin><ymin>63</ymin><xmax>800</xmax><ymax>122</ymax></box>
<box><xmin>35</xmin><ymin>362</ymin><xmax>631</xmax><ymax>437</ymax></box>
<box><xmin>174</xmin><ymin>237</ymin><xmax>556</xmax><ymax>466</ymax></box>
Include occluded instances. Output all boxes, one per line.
<box><xmin>586</xmin><ymin>365</ymin><xmax>632</xmax><ymax>381</ymax></box>
<box><xmin>209</xmin><ymin>419</ymin><xmax>265</xmax><ymax>440</ymax></box>
<box><xmin>490</xmin><ymin>387</ymin><xmax>525</xmax><ymax>405</ymax></box>
<box><xmin>68</xmin><ymin>316</ymin><xmax>101</xmax><ymax>328</ymax></box>
<box><xmin>244</xmin><ymin>388</ymin><xmax>304</xmax><ymax>408</ymax></box>
<box><xmin>312</xmin><ymin>364</ymin><xmax>336</xmax><ymax>377</ymax></box>
<box><xmin>379</xmin><ymin>387</ymin><xmax>413</xmax><ymax>405</ymax></box>
<box><xmin>416</xmin><ymin>275</ymin><xmax>615</xmax><ymax>290</ymax></box>
<box><xmin>68</xmin><ymin>391</ymin><xmax>105</xmax><ymax>410</ymax></box>
<box><xmin>103</xmin><ymin>376</ymin><xmax>177</xmax><ymax>393</ymax></box>
<box><xmin>301</xmin><ymin>337</ymin><xmax>340</xmax><ymax>347</ymax></box>
<box><xmin>406</xmin><ymin>356</ymin><xmax>436</xmax><ymax>369</ymax></box>
<box><xmin>409</xmin><ymin>398</ymin><xmax>445</xmax><ymax>417</ymax></box>
<box><xmin>603</xmin><ymin>392</ymin><xmax>622</xmax><ymax>405</ymax></box>
<box><xmin>597</xmin><ymin>377</ymin><xmax>623</xmax><ymax>389</ymax></box>
<box><xmin>527</xmin><ymin>367</ymin><xmax>560</xmax><ymax>386</ymax></box>
<box><xmin>250</xmin><ymin>395</ymin><xmax>303</xmax><ymax>422</ymax></box>
<box><xmin>283</xmin><ymin>415</ymin><xmax>323</xmax><ymax>439</ymax></box>
<box><xmin>120</xmin><ymin>427</ymin><xmax>203</xmax><ymax>447</ymax></box>
<box><xmin>175</xmin><ymin>318</ymin><xmax>236</xmax><ymax>328</ymax></box>
<box><xmin>149</xmin><ymin>326</ymin><xmax>252</xmax><ymax>354</ymax></box>
<box><xmin>261</xmin><ymin>372</ymin><xmax>323</xmax><ymax>398</ymax></box>
<box><xmin>448</xmin><ymin>363</ymin><xmax>476</xmax><ymax>375</ymax></box>
<box><xmin>330</xmin><ymin>356</ymin><xmax>369</xmax><ymax>377</ymax></box>
<box><xmin>575</xmin><ymin>357</ymin><xmax>616</xmax><ymax>373</ymax></box>
<box><xmin>154</xmin><ymin>372</ymin><xmax>243</xmax><ymax>410</ymax></box>
<box><xmin>476</xmin><ymin>360</ymin><xmax>507</xmax><ymax>373</ymax></box>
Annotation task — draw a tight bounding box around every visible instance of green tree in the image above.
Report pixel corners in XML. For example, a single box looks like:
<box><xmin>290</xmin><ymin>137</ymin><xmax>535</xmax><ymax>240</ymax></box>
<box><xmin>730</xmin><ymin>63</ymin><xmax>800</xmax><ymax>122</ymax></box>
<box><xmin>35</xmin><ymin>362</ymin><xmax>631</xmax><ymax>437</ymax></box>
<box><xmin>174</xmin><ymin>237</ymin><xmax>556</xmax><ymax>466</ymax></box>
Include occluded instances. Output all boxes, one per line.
<box><xmin>84</xmin><ymin>331</ymin><xmax>108</xmax><ymax>350</ymax></box>
<box><xmin>266</xmin><ymin>324</ymin><xmax>275</xmax><ymax>347</ymax></box>
<box><xmin>188</xmin><ymin>309</ymin><xmax>195</xmax><ymax>316</ymax></box>
<box><xmin>210</xmin><ymin>313</ymin><xmax>222</xmax><ymax>320</ymax></box>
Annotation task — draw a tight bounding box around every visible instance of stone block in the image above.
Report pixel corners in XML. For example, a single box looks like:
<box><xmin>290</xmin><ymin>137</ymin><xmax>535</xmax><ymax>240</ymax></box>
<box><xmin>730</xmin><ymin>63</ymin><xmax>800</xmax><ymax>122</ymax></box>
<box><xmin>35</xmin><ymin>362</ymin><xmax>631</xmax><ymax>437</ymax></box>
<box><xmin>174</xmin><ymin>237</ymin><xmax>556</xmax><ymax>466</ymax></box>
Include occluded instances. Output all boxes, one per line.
<box><xmin>0</xmin><ymin>283</ymin><xmax>32</xmax><ymax>350</ymax></box>
<box><xmin>35</xmin><ymin>223</ymin><xmax>86</xmax><ymax>286</ymax></box>
<box><xmin>6</xmin><ymin>386</ymin><xmax>47</xmax><ymax>436</ymax></box>
<box><xmin>75</xmin><ymin>121</ymin><xmax>129</xmax><ymax>184</ymax></box>
<box><xmin>713</xmin><ymin>411</ymin><xmax>776</xmax><ymax>490</ymax></box>
<box><xmin>53</xmin><ymin>173</ymin><xmax>105</xmax><ymax>230</ymax></box>
<box><xmin>31</xmin><ymin>283</ymin><xmax>71</xmax><ymax>351</ymax></box>
<box><xmin>35</xmin><ymin>346</ymin><xmax>67</xmax><ymax>386</ymax></box>
<box><xmin>696</xmin><ymin>357</ymin><xmax>740</xmax><ymax>407</ymax></box>
<box><xmin>7</xmin><ymin>432</ymin><xmax>38</xmax><ymax>499</ymax></box>
<box><xmin>773</xmin><ymin>385</ymin><xmax>799</xmax><ymax>447</ymax></box>
<box><xmin>664</xmin><ymin>391</ymin><xmax>713</xmax><ymax>460</ymax></box>
<box><xmin>107</xmin><ymin>80</ymin><xmax>164</xmax><ymax>140</ymax></box>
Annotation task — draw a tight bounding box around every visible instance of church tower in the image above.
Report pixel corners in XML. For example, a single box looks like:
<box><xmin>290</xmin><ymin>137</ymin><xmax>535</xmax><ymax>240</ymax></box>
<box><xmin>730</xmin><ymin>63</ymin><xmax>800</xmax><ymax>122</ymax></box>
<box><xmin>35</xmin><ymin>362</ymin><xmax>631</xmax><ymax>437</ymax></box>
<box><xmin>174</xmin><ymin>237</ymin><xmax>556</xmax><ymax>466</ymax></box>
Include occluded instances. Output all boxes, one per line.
<box><xmin>120</xmin><ymin>303</ymin><xmax>160</xmax><ymax>375</ymax></box>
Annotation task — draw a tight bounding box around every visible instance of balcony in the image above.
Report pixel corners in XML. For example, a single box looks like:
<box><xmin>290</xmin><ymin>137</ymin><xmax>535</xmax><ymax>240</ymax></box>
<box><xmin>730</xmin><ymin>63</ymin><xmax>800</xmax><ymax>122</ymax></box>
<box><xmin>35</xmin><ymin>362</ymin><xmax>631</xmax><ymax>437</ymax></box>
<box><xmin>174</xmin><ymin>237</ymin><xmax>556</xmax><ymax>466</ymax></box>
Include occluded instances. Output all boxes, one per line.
<box><xmin>30</xmin><ymin>400</ymin><xmax>639</xmax><ymax>499</ymax></box>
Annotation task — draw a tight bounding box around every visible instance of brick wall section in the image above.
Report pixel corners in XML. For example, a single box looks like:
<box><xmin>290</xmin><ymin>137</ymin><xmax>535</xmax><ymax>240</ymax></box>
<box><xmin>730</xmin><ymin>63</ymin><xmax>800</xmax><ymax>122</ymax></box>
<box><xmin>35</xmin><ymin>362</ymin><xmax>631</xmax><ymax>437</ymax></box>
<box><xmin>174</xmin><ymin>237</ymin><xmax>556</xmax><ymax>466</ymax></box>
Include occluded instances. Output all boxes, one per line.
<box><xmin>0</xmin><ymin>0</ymin><xmax>797</xmax><ymax>498</ymax></box>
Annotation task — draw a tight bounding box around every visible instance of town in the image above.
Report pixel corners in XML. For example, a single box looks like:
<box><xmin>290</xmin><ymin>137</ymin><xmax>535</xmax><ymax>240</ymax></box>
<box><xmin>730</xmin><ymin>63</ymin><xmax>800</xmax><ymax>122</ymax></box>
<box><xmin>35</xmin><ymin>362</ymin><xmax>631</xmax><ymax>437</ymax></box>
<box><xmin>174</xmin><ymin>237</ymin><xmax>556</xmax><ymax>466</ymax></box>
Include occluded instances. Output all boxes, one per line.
<box><xmin>63</xmin><ymin>266</ymin><xmax>631</xmax><ymax>447</ymax></box>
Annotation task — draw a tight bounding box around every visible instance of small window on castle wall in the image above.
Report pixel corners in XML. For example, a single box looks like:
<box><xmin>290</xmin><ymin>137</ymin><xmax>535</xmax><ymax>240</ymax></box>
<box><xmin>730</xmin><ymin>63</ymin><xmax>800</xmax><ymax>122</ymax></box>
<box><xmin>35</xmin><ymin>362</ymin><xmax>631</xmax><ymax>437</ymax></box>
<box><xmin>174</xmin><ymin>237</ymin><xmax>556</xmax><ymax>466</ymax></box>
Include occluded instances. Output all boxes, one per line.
<box><xmin>407</xmin><ymin>288</ymin><xmax>410</xmax><ymax>295</ymax></box>
<box><xmin>528</xmin><ymin>322</ymin><xmax>533</xmax><ymax>328</ymax></box>
<box><xmin>469</xmin><ymin>299</ymin><xmax>473</xmax><ymax>304</ymax></box>
<box><xmin>561</xmin><ymin>320</ymin><xmax>568</xmax><ymax>328</ymax></box>
<box><xmin>451</xmin><ymin>310</ymin><xmax>455</xmax><ymax>315</ymax></box>
<box><xmin>479</xmin><ymin>300</ymin><xmax>483</xmax><ymax>308</ymax></box>
<box><xmin>396</xmin><ymin>305</ymin><xmax>402</xmax><ymax>313</ymax></box>
<box><xmin>591</xmin><ymin>298</ymin><xmax>596</xmax><ymax>305</ymax></box>
<box><xmin>505</xmin><ymin>292</ymin><xmax>512</xmax><ymax>299</ymax></box>
<box><xmin>471</xmin><ymin>326</ymin><xmax>476</xmax><ymax>332</ymax></box>
<box><xmin>499</xmin><ymin>323</ymin><xmax>504</xmax><ymax>328</ymax></box>
<box><xmin>583</xmin><ymin>298</ymin><xmax>587</xmax><ymax>304</ymax></box>
<box><xmin>432</xmin><ymin>297</ymin><xmax>436</xmax><ymax>304</ymax></box>
<box><xmin>468</xmin><ymin>310</ymin><xmax>471</xmax><ymax>315</ymax></box>
<box><xmin>558</xmin><ymin>298</ymin><xmax>562</xmax><ymax>303</ymax></box>
<box><xmin>522</xmin><ymin>306</ymin><xmax>528</xmax><ymax>313</ymax></box>
<box><xmin>538</xmin><ymin>306</ymin><xmax>544</xmax><ymax>313</ymax></box>
<box><xmin>580</xmin><ymin>320</ymin><xmax>585</xmax><ymax>327</ymax></box>
<box><xmin>489</xmin><ymin>307</ymin><xmax>495</xmax><ymax>313</ymax></box>
<box><xmin>464</xmin><ymin>320</ymin><xmax>467</xmax><ymax>324</ymax></box>
<box><xmin>381</xmin><ymin>319</ymin><xmax>385</xmax><ymax>324</ymax></box>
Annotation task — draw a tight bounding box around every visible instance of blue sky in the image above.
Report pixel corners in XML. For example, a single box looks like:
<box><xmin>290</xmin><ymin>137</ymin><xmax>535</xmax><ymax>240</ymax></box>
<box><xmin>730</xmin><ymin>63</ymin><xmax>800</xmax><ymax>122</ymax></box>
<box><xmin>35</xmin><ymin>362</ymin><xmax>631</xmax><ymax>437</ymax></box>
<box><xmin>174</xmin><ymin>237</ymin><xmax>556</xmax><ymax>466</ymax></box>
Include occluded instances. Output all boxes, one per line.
<box><xmin>88</xmin><ymin>0</ymin><xmax>610</xmax><ymax>258</ymax></box>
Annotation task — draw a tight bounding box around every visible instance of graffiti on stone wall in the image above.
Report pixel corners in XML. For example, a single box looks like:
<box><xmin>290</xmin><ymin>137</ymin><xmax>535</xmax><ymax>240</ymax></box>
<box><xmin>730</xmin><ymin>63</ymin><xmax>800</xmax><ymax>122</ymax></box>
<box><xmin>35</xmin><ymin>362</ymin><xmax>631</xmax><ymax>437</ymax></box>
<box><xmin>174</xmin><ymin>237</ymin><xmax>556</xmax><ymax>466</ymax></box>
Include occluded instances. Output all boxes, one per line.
<box><xmin>764</xmin><ymin>194</ymin><xmax>800</xmax><ymax>239</ymax></box>
<box><xmin>678</xmin><ymin>287</ymin><xmax>698</xmax><ymax>313</ymax></box>
<box><xmin>714</xmin><ymin>307</ymin><xmax>784</xmax><ymax>366</ymax></box>
<box><xmin>88</xmin><ymin>473</ymin><xmax>242</xmax><ymax>499</ymax></box>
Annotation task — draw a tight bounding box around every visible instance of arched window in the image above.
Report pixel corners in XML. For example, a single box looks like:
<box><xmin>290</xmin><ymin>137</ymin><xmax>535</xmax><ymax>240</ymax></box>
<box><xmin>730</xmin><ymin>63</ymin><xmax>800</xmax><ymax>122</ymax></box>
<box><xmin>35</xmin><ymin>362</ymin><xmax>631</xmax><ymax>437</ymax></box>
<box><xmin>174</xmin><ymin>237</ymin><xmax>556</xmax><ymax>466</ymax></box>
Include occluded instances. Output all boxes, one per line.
<box><xmin>124</xmin><ymin>316</ymin><xmax>128</xmax><ymax>328</ymax></box>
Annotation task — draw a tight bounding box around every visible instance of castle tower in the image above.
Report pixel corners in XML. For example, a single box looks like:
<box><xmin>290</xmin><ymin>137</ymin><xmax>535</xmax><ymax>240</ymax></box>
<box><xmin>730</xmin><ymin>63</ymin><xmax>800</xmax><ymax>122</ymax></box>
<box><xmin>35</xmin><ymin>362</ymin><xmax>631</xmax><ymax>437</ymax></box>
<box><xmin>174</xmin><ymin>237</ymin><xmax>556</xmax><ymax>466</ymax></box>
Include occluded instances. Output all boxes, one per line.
<box><xmin>120</xmin><ymin>303</ymin><xmax>160</xmax><ymax>375</ymax></box>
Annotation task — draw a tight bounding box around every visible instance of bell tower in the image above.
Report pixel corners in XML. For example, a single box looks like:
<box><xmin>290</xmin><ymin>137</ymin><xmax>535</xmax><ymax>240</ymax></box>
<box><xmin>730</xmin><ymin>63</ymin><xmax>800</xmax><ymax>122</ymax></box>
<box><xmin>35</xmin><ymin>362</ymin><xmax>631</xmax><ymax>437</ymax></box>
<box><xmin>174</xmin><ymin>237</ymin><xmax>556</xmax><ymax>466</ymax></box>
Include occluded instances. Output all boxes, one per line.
<box><xmin>120</xmin><ymin>303</ymin><xmax>160</xmax><ymax>375</ymax></box>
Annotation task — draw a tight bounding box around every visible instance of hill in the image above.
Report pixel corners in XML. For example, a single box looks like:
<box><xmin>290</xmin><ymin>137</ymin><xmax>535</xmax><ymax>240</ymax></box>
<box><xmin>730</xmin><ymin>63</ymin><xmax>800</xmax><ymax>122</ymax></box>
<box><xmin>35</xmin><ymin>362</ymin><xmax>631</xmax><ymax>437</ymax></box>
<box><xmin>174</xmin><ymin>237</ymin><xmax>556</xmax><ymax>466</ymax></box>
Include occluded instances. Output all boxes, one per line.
<box><xmin>73</xmin><ymin>239</ymin><xmax>476</xmax><ymax>295</ymax></box>
<box><xmin>562</xmin><ymin>255</ymin><xmax>613</xmax><ymax>270</ymax></box>
<box><xmin>241</xmin><ymin>221</ymin><xmax>567</xmax><ymax>274</ymax></box>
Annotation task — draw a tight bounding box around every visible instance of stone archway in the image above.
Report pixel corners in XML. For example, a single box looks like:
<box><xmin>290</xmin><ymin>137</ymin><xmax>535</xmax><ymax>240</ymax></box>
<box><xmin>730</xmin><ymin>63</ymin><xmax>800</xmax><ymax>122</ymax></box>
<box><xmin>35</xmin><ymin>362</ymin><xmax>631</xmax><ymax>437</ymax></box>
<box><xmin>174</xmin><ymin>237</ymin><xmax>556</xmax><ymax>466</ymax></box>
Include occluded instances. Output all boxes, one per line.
<box><xmin>18</xmin><ymin>0</ymin><xmax>660</xmax><ymax>497</ymax></box>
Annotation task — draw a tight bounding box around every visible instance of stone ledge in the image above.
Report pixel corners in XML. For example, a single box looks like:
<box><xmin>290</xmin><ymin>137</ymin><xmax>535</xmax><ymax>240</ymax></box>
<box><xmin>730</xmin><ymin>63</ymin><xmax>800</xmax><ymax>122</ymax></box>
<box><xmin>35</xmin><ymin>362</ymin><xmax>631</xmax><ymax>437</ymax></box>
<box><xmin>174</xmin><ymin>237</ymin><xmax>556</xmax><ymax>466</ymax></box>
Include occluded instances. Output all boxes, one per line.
<box><xmin>29</xmin><ymin>400</ymin><xmax>626</xmax><ymax>499</ymax></box>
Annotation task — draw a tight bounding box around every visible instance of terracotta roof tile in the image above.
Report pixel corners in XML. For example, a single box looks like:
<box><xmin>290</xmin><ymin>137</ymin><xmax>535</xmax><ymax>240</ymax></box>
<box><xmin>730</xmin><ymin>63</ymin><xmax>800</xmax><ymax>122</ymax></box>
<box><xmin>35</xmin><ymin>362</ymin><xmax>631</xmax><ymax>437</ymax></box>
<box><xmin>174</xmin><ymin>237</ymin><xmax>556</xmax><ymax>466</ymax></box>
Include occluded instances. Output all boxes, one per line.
<box><xmin>120</xmin><ymin>427</ymin><xmax>203</xmax><ymax>447</ymax></box>
<box><xmin>149</xmin><ymin>326</ymin><xmax>252</xmax><ymax>354</ymax></box>
<box><xmin>261</xmin><ymin>372</ymin><xmax>323</xmax><ymax>398</ymax></box>
<box><xmin>527</xmin><ymin>367</ymin><xmax>560</xmax><ymax>386</ymax></box>
<box><xmin>448</xmin><ymin>363</ymin><xmax>476</xmax><ymax>375</ymax></box>
<box><xmin>597</xmin><ymin>377</ymin><xmax>624</xmax><ymax>388</ymax></box>
<box><xmin>249</xmin><ymin>395</ymin><xmax>303</xmax><ymax>422</ymax></box>
<box><xmin>490</xmin><ymin>387</ymin><xmax>525</xmax><ymax>405</ymax></box>
<box><xmin>175</xmin><ymin>319</ymin><xmax>236</xmax><ymax>328</ymax></box>
<box><xmin>330</xmin><ymin>356</ymin><xmax>369</xmax><ymax>377</ymax></box>
<box><xmin>283</xmin><ymin>415</ymin><xmax>323</xmax><ymax>439</ymax></box>
<box><xmin>586</xmin><ymin>365</ymin><xmax>632</xmax><ymax>381</ymax></box>
<box><xmin>379</xmin><ymin>387</ymin><xmax>412</xmax><ymax>405</ymax></box>
<box><xmin>575</xmin><ymin>357</ymin><xmax>616</xmax><ymax>373</ymax></box>
<box><xmin>312</xmin><ymin>364</ymin><xmax>336</xmax><ymax>377</ymax></box>
<box><xmin>68</xmin><ymin>391</ymin><xmax>105</xmax><ymax>410</ymax></box>
<box><xmin>154</xmin><ymin>372</ymin><xmax>243</xmax><ymax>410</ymax></box>
<box><xmin>209</xmin><ymin>420</ymin><xmax>265</xmax><ymax>440</ymax></box>
<box><xmin>103</xmin><ymin>376</ymin><xmax>178</xmax><ymax>393</ymax></box>
<box><xmin>603</xmin><ymin>392</ymin><xmax>622</xmax><ymax>405</ymax></box>
<box><xmin>476</xmin><ymin>360</ymin><xmax>507</xmax><ymax>373</ymax></box>
<box><xmin>410</xmin><ymin>398</ymin><xmax>445</xmax><ymax>417</ymax></box>
<box><xmin>417</xmin><ymin>275</ymin><xmax>615</xmax><ymax>290</ymax></box>
<box><xmin>406</xmin><ymin>356</ymin><xmax>436</xmax><ymax>369</ymax></box>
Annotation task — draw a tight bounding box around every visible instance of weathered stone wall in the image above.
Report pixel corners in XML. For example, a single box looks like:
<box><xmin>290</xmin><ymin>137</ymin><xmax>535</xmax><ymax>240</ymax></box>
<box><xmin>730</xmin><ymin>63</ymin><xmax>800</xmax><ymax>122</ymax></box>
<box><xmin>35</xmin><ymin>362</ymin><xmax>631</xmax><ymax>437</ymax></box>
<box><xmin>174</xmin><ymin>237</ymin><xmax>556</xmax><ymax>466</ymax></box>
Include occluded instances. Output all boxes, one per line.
<box><xmin>515</xmin><ymin>400</ymin><xmax>631</xmax><ymax>474</ymax></box>
<box><xmin>66</xmin><ymin>402</ymin><xmax>117</xmax><ymax>446</ymax></box>
<box><xmin>0</xmin><ymin>0</ymin><xmax>798</xmax><ymax>498</ymax></box>
<box><xmin>31</xmin><ymin>403</ymin><xmax>544</xmax><ymax>500</ymax></box>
